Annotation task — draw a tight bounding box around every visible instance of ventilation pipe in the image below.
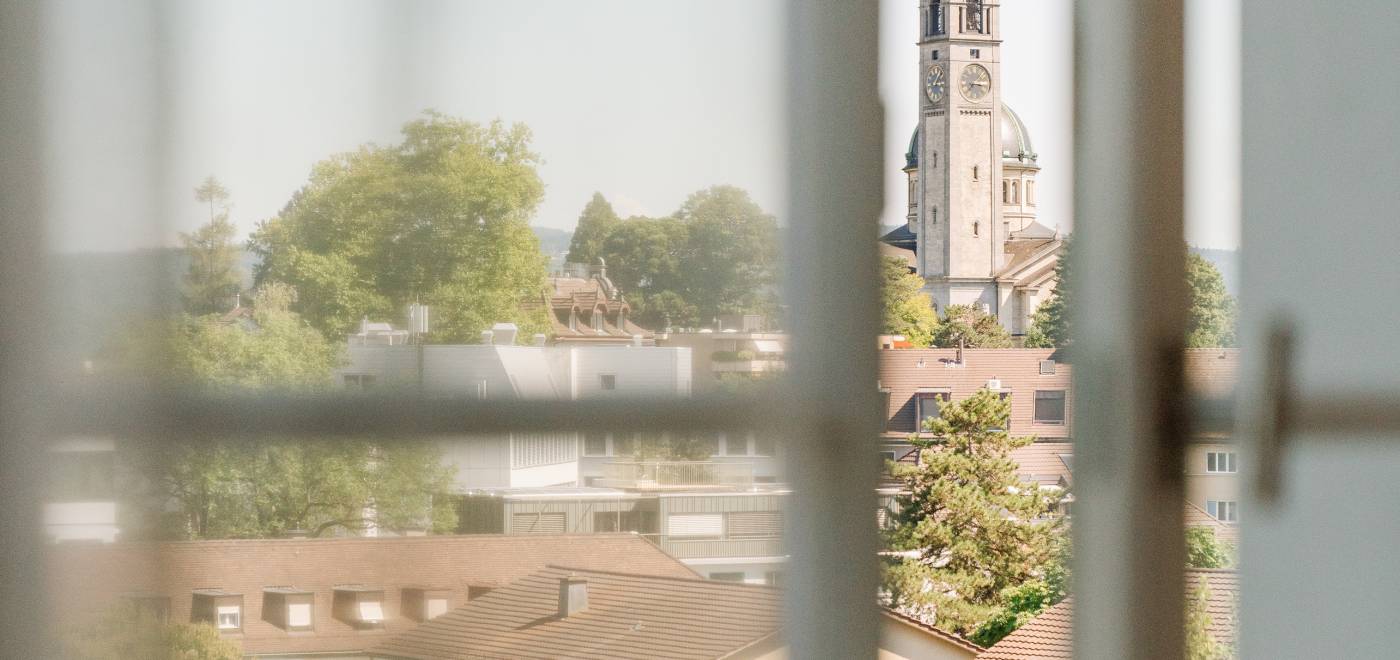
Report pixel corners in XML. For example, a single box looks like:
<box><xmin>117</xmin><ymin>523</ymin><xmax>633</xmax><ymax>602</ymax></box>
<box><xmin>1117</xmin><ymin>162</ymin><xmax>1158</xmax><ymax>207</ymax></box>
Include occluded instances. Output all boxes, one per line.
<box><xmin>533</xmin><ymin>334</ymin><xmax>547</xmax><ymax>347</ymax></box>
<box><xmin>480</xmin><ymin>330</ymin><xmax>494</xmax><ymax>345</ymax></box>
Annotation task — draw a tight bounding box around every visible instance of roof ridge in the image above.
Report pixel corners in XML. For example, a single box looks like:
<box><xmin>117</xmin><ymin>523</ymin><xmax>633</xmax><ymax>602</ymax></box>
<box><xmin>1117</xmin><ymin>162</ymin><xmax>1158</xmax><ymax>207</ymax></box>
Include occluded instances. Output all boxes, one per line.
<box><xmin>539</xmin><ymin>565</ymin><xmax>775</xmax><ymax>589</ymax></box>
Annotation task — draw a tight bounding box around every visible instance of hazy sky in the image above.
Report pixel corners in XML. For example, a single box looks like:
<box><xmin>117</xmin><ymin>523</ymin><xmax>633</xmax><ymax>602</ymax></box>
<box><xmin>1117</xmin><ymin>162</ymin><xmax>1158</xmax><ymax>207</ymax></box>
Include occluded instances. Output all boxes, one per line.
<box><xmin>41</xmin><ymin>1</ymin><xmax>1237</xmax><ymax>253</ymax></box>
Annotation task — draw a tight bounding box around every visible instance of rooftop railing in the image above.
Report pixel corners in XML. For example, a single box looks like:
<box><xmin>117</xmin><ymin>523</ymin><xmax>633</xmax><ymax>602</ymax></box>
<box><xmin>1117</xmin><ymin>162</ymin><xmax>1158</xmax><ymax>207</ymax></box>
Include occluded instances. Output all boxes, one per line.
<box><xmin>596</xmin><ymin>460</ymin><xmax>756</xmax><ymax>488</ymax></box>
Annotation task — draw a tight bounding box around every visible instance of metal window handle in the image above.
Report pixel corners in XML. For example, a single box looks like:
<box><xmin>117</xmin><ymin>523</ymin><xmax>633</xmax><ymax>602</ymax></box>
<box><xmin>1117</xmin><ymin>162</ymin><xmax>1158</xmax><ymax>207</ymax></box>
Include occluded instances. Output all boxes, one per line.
<box><xmin>1206</xmin><ymin>317</ymin><xmax>1400</xmax><ymax>506</ymax></box>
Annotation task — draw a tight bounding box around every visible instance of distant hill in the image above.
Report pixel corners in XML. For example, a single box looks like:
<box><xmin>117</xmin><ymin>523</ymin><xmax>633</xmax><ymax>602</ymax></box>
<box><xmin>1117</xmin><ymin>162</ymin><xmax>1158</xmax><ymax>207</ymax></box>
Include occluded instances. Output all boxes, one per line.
<box><xmin>532</xmin><ymin>226</ymin><xmax>573</xmax><ymax>255</ymax></box>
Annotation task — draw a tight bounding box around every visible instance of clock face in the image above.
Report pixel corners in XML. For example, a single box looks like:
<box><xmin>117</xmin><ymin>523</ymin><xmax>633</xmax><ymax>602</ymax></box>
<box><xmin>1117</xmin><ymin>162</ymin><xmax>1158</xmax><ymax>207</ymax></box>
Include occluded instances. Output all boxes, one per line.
<box><xmin>960</xmin><ymin>63</ymin><xmax>991</xmax><ymax>101</ymax></box>
<box><xmin>925</xmin><ymin>64</ymin><xmax>946</xmax><ymax>103</ymax></box>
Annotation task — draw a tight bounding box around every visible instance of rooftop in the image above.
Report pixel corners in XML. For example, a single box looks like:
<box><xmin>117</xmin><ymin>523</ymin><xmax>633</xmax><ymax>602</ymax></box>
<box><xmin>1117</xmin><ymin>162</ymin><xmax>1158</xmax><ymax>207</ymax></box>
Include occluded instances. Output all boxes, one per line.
<box><xmin>372</xmin><ymin>565</ymin><xmax>784</xmax><ymax>660</ymax></box>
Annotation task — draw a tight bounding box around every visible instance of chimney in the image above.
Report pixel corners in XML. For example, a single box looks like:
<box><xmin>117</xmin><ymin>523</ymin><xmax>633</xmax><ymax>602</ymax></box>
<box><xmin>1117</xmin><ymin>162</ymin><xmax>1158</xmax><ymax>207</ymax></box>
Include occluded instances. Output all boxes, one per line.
<box><xmin>491</xmin><ymin>323</ymin><xmax>519</xmax><ymax>346</ymax></box>
<box><xmin>957</xmin><ymin>338</ymin><xmax>965</xmax><ymax>365</ymax></box>
<box><xmin>558</xmin><ymin>575</ymin><xmax>588</xmax><ymax>617</ymax></box>
<box><xmin>481</xmin><ymin>330</ymin><xmax>494</xmax><ymax>345</ymax></box>
<box><xmin>533</xmin><ymin>333</ymin><xmax>547</xmax><ymax>347</ymax></box>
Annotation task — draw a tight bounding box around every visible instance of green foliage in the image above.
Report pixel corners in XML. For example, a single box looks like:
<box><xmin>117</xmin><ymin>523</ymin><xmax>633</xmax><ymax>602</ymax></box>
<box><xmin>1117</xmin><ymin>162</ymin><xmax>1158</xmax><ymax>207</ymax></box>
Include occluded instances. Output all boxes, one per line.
<box><xmin>1186</xmin><ymin>253</ymin><xmax>1238</xmax><ymax>348</ymax></box>
<box><xmin>181</xmin><ymin>176</ymin><xmax>242</xmax><ymax>315</ymax></box>
<box><xmin>711</xmin><ymin>349</ymin><xmax>757</xmax><ymax>362</ymax></box>
<box><xmin>145</xmin><ymin>438</ymin><xmax>457</xmax><ymax>540</ymax></box>
<box><xmin>968</xmin><ymin>535</ymin><xmax>1071</xmax><ymax>647</ymax></box>
<box><xmin>1186</xmin><ymin>578</ymin><xmax>1234</xmax><ymax>660</ymax></box>
<box><xmin>566</xmin><ymin>192</ymin><xmax>621</xmax><ymax>265</ymax></box>
<box><xmin>1186</xmin><ymin>526</ymin><xmax>1236</xmax><ymax>569</ymax></box>
<box><xmin>881</xmin><ymin>256</ymin><xmax>939</xmax><ymax>347</ymax></box>
<box><xmin>616</xmin><ymin>432</ymin><xmax>716</xmax><ymax>461</ymax></box>
<box><xmin>932</xmin><ymin>304</ymin><xmax>1012</xmax><ymax>348</ymax></box>
<box><xmin>593</xmin><ymin>186</ymin><xmax>779</xmax><ymax>329</ymax></box>
<box><xmin>63</xmin><ymin>602</ymin><xmax>241</xmax><ymax>660</ymax></box>
<box><xmin>882</xmin><ymin>389</ymin><xmax>1062</xmax><ymax>636</ymax></box>
<box><xmin>112</xmin><ymin>284</ymin><xmax>344</xmax><ymax>393</ymax></box>
<box><xmin>1025</xmin><ymin>242</ymin><xmax>1239</xmax><ymax>348</ymax></box>
<box><xmin>250</xmin><ymin>111</ymin><xmax>550</xmax><ymax>343</ymax></box>
<box><xmin>1024</xmin><ymin>239</ymin><xmax>1071</xmax><ymax>348</ymax></box>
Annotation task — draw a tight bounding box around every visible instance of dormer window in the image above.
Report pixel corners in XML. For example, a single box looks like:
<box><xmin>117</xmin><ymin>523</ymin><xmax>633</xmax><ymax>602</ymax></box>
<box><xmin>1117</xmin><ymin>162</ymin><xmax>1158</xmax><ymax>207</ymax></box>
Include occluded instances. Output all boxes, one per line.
<box><xmin>334</xmin><ymin>585</ymin><xmax>385</xmax><ymax>629</ymax></box>
<box><xmin>262</xmin><ymin>587</ymin><xmax>314</xmax><ymax>631</ymax></box>
<box><xmin>402</xmin><ymin>587</ymin><xmax>453</xmax><ymax>622</ymax></box>
<box><xmin>192</xmin><ymin>590</ymin><xmax>242</xmax><ymax>633</ymax></box>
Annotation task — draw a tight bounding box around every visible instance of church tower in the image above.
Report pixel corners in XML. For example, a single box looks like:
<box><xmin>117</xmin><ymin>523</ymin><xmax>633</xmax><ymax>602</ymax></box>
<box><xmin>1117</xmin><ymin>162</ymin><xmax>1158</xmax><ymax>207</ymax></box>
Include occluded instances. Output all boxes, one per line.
<box><xmin>916</xmin><ymin>0</ymin><xmax>1003</xmax><ymax>312</ymax></box>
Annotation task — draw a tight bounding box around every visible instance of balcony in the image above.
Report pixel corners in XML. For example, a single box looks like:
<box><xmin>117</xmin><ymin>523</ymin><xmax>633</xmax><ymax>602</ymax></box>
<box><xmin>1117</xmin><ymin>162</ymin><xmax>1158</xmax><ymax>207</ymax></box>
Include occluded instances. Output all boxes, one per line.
<box><xmin>595</xmin><ymin>460</ymin><xmax>756</xmax><ymax>489</ymax></box>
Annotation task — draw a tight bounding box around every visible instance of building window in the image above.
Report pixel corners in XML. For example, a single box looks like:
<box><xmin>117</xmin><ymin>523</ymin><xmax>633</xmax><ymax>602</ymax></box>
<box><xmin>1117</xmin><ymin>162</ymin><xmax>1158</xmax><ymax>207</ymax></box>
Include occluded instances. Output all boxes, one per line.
<box><xmin>1027</xmin><ymin>180</ymin><xmax>1036</xmax><ymax>205</ymax></box>
<box><xmin>931</xmin><ymin>50</ymin><xmax>940</xmax><ymax>60</ymax></box>
<box><xmin>287</xmin><ymin>601</ymin><xmax>312</xmax><ymax>629</ymax></box>
<box><xmin>973</xmin><ymin>221</ymin><xmax>980</xmax><ymax>237</ymax></box>
<box><xmin>426</xmin><ymin>598</ymin><xmax>449</xmax><ymax>620</ymax></box>
<box><xmin>216</xmin><ymin>605</ymin><xmax>240</xmax><ymax>630</ymax></box>
<box><xmin>668</xmin><ymin>513</ymin><xmax>723</xmax><ymax>539</ymax></box>
<box><xmin>599</xmin><ymin>374</ymin><xmax>616</xmax><ymax>390</ymax></box>
<box><xmin>970</xmin><ymin>47</ymin><xmax>981</xmax><ymax>58</ymax></box>
<box><xmin>1207</xmin><ymin>500</ymin><xmax>1238</xmax><ymax>523</ymax></box>
<box><xmin>1011</xmin><ymin>180</ymin><xmax>1019</xmax><ymax>203</ymax></box>
<box><xmin>914</xmin><ymin>390</ymin><xmax>951</xmax><ymax>431</ymax></box>
<box><xmin>765</xmin><ymin>571</ymin><xmax>783</xmax><ymax>586</ymax></box>
<box><xmin>973</xmin><ymin>164</ymin><xmax>980</xmax><ymax>180</ymax></box>
<box><xmin>1206</xmin><ymin>451</ymin><xmax>1237</xmax><ymax>473</ymax></box>
<box><xmin>727</xmin><ymin>511</ymin><xmax>783</xmax><ymax>539</ymax></box>
<box><xmin>1033</xmin><ymin>390</ymin><xmax>1066</xmax><ymax>425</ymax></box>
<box><xmin>1002</xmin><ymin>180</ymin><xmax>1009</xmax><ymax>203</ymax></box>
<box><xmin>583</xmin><ymin>432</ymin><xmax>608</xmax><ymax>457</ymax></box>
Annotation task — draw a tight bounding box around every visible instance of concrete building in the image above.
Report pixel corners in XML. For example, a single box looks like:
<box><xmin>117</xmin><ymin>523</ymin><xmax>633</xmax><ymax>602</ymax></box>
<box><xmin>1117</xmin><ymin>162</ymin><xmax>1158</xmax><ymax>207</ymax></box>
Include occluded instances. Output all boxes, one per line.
<box><xmin>655</xmin><ymin>329</ymin><xmax>787</xmax><ymax>394</ymax></box>
<box><xmin>881</xmin><ymin>0</ymin><xmax>1063</xmax><ymax>334</ymax></box>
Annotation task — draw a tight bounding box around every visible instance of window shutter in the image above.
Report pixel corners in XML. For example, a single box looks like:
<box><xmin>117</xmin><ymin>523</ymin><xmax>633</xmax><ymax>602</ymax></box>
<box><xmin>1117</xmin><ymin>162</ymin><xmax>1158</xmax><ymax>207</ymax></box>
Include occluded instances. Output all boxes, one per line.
<box><xmin>727</xmin><ymin>511</ymin><xmax>783</xmax><ymax>539</ymax></box>
<box><xmin>668</xmin><ymin>513</ymin><xmax>723</xmax><ymax>538</ymax></box>
<box><xmin>511</xmin><ymin>512</ymin><xmax>566</xmax><ymax>534</ymax></box>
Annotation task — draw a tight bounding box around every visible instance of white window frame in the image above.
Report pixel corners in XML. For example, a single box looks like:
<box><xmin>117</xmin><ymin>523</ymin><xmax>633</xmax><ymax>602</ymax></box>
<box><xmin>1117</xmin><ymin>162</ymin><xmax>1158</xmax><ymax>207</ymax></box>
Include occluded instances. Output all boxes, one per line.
<box><xmin>215</xmin><ymin>604</ymin><xmax>241</xmax><ymax>630</ymax></box>
<box><xmin>3</xmin><ymin>3</ymin><xmax>1205</xmax><ymax>658</ymax></box>
<box><xmin>1207</xmin><ymin>500</ymin><xmax>1238</xmax><ymax>523</ymax></box>
<box><xmin>1206</xmin><ymin>451</ymin><xmax>1237</xmax><ymax>473</ymax></box>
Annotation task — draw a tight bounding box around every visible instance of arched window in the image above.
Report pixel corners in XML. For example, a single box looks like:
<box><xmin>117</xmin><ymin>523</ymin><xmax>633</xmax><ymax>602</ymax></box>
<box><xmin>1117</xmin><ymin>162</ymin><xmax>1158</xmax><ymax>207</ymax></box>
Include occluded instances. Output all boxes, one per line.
<box><xmin>967</xmin><ymin>0</ymin><xmax>984</xmax><ymax>33</ymax></box>
<box><xmin>1027</xmin><ymin>181</ymin><xmax>1035</xmax><ymax>205</ymax></box>
<box><xmin>1011</xmin><ymin>180</ymin><xmax>1019</xmax><ymax>204</ymax></box>
<box><xmin>973</xmin><ymin>220</ymin><xmax>980</xmax><ymax>237</ymax></box>
<box><xmin>973</xmin><ymin>165</ymin><xmax>980</xmax><ymax>181</ymax></box>
<box><xmin>1002</xmin><ymin>180</ymin><xmax>1009</xmax><ymax>203</ymax></box>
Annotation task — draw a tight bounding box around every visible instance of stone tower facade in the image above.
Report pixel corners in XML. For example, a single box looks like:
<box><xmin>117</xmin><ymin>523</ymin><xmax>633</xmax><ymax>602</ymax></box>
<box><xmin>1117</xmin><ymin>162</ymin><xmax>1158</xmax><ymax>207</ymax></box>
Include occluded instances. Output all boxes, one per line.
<box><xmin>916</xmin><ymin>0</ymin><xmax>1004</xmax><ymax>312</ymax></box>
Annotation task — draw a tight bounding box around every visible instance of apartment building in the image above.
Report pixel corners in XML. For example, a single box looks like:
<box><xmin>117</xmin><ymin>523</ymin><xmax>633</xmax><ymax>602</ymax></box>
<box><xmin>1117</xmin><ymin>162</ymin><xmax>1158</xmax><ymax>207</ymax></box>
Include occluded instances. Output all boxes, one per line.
<box><xmin>877</xmin><ymin>348</ymin><xmax>1240</xmax><ymax>528</ymax></box>
<box><xmin>656</xmin><ymin>328</ymin><xmax>787</xmax><ymax>394</ymax></box>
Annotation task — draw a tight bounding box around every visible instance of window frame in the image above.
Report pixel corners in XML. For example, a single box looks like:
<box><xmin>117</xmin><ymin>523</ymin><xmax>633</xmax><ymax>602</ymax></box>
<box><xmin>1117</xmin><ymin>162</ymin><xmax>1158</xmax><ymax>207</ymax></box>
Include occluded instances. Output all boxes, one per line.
<box><xmin>1033</xmin><ymin>389</ymin><xmax>1067</xmax><ymax>425</ymax></box>
<box><xmin>1206</xmin><ymin>450</ymin><xmax>1237</xmax><ymax>473</ymax></box>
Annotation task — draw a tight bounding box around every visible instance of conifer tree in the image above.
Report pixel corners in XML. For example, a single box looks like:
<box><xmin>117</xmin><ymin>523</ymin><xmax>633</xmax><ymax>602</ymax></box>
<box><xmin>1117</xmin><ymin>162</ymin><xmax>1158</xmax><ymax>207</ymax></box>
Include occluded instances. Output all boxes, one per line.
<box><xmin>566</xmin><ymin>192</ymin><xmax>622</xmax><ymax>265</ymax></box>
<box><xmin>882</xmin><ymin>389</ymin><xmax>1062</xmax><ymax>635</ymax></box>
<box><xmin>181</xmin><ymin>176</ymin><xmax>242</xmax><ymax>315</ymax></box>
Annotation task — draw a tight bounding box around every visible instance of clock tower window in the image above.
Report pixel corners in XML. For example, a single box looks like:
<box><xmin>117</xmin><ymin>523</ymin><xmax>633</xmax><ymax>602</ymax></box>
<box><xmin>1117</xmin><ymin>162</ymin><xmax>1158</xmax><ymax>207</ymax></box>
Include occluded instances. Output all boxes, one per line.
<box><xmin>967</xmin><ymin>0</ymin><xmax>985</xmax><ymax>34</ymax></box>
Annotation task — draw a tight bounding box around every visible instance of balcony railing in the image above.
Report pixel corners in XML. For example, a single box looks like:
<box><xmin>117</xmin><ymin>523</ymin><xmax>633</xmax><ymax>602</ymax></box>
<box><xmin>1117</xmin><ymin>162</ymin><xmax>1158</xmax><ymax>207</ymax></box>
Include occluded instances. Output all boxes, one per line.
<box><xmin>595</xmin><ymin>460</ymin><xmax>755</xmax><ymax>488</ymax></box>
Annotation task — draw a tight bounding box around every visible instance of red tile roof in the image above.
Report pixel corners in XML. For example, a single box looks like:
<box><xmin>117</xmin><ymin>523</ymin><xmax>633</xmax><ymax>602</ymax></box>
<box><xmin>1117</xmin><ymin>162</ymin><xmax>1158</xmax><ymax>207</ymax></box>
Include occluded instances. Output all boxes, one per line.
<box><xmin>46</xmin><ymin>534</ymin><xmax>697</xmax><ymax>657</ymax></box>
<box><xmin>372</xmin><ymin>565</ymin><xmax>783</xmax><ymax>660</ymax></box>
<box><xmin>977</xmin><ymin>569</ymin><xmax>1238</xmax><ymax>659</ymax></box>
<box><xmin>881</xmin><ymin>607</ymin><xmax>987</xmax><ymax>656</ymax></box>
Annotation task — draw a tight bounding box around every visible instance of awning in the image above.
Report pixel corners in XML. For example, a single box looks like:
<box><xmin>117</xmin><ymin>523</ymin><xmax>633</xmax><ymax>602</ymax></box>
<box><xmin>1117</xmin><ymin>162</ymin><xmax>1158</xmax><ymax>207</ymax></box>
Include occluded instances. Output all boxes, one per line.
<box><xmin>752</xmin><ymin>339</ymin><xmax>784</xmax><ymax>353</ymax></box>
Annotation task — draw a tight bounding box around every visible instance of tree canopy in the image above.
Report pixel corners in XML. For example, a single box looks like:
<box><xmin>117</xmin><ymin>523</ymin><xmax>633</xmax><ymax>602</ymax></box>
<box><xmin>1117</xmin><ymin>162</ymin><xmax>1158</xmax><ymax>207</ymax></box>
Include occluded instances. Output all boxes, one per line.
<box><xmin>181</xmin><ymin>176</ymin><xmax>242</xmax><ymax>315</ymax></box>
<box><xmin>588</xmin><ymin>185</ymin><xmax>779</xmax><ymax>329</ymax></box>
<box><xmin>139</xmin><ymin>437</ymin><xmax>456</xmax><ymax>540</ymax></box>
<box><xmin>1025</xmin><ymin>241</ymin><xmax>1239</xmax><ymax>348</ymax></box>
<box><xmin>881</xmin><ymin>389</ymin><xmax>1063</xmax><ymax>636</ymax></box>
<box><xmin>250</xmin><ymin>111</ymin><xmax>550</xmax><ymax>343</ymax></box>
<box><xmin>1185</xmin><ymin>526</ymin><xmax>1236</xmax><ymax>569</ymax></box>
<box><xmin>566</xmin><ymin>192</ymin><xmax>621</xmax><ymax>265</ymax></box>
<box><xmin>881</xmin><ymin>256</ymin><xmax>939</xmax><ymax>347</ymax></box>
<box><xmin>931</xmin><ymin>304</ymin><xmax>1012</xmax><ymax>348</ymax></box>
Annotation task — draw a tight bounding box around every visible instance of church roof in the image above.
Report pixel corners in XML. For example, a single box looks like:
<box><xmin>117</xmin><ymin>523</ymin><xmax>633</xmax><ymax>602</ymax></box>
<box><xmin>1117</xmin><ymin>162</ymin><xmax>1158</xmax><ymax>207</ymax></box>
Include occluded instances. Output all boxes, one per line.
<box><xmin>905</xmin><ymin>103</ymin><xmax>1038</xmax><ymax>169</ymax></box>
<box><xmin>880</xmin><ymin>223</ymin><xmax>917</xmax><ymax>250</ymax></box>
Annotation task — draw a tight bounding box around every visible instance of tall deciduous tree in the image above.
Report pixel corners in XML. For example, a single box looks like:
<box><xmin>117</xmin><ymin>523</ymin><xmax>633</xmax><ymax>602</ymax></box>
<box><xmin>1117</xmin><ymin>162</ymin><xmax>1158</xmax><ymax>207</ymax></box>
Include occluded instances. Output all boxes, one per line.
<box><xmin>881</xmin><ymin>389</ymin><xmax>1062</xmax><ymax>635</ymax></box>
<box><xmin>250</xmin><ymin>111</ymin><xmax>550</xmax><ymax>343</ymax></box>
<box><xmin>182</xmin><ymin>176</ymin><xmax>242</xmax><ymax>315</ymax></box>
<box><xmin>1185</xmin><ymin>253</ymin><xmax>1238</xmax><ymax>348</ymax></box>
<box><xmin>147</xmin><ymin>438</ymin><xmax>456</xmax><ymax>540</ymax></box>
<box><xmin>595</xmin><ymin>186</ymin><xmax>779</xmax><ymax>329</ymax></box>
<box><xmin>1185</xmin><ymin>578</ymin><xmax>1233</xmax><ymax>660</ymax></box>
<box><xmin>932</xmin><ymin>304</ymin><xmax>1012</xmax><ymax>348</ymax></box>
<box><xmin>881</xmin><ymin>255</ymin><xmax>939</xmax><ymax>347</ymax></box>
<box><xmin>566</xmin><ymin>192</ymin><xmax>621</xmax><ymax>265</ymax></box>
<box><xmin>1185</xmin><ymin>526</ymin><xmax>1235</xmax><ymax>569</ymax></box>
